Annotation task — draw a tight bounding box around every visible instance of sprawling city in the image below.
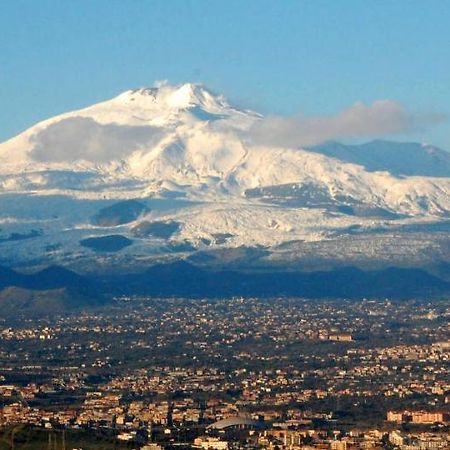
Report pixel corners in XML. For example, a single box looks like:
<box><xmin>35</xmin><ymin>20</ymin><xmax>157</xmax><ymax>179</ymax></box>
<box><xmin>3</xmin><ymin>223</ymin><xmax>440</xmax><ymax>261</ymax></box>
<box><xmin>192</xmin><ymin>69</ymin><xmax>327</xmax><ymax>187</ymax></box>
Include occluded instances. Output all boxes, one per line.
<box><xmin>0</xmin><ymin>297</ymin><xmax>448</xmax><ymax>449</ymax></box>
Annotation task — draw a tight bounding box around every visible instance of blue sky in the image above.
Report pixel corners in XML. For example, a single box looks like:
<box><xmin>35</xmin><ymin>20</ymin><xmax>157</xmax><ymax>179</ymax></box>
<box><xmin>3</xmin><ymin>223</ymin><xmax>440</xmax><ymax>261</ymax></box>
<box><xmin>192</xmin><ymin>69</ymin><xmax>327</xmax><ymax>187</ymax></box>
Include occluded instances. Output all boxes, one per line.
<box><xmin>1</xmin><ymin>0</ymin><xmax>450</xmax><ymax>148</ymax></box>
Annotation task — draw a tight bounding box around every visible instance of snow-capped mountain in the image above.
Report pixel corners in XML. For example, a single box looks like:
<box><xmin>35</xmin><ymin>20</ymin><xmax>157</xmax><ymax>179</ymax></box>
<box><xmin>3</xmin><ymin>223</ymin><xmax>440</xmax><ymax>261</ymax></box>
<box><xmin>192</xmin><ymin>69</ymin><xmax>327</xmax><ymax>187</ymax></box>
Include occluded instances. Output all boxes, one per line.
<box><xmin>1</xmin><ymin>82</ymin><xmax>450</xmax><ymax>272</ymax></box>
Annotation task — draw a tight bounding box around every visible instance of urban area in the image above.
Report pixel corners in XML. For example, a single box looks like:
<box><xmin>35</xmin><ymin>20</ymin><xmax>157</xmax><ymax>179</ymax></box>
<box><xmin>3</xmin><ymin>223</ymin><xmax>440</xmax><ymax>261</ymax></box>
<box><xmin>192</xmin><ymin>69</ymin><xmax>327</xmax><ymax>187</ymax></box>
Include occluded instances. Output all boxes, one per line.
<box><xmin>0</xmin><ymin>297</ymin><xmax>448</xmax><ymax>449</ymax></box>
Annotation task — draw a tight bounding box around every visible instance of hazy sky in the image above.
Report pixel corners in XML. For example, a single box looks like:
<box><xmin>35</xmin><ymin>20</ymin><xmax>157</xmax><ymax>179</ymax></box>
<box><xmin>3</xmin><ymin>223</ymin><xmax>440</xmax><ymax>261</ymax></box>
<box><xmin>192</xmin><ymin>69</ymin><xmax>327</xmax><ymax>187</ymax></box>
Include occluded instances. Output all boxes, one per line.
<box><xmin>1</xmin><ymin>0</ymin><xmax>450</xmax><ymax>148</ymax></box>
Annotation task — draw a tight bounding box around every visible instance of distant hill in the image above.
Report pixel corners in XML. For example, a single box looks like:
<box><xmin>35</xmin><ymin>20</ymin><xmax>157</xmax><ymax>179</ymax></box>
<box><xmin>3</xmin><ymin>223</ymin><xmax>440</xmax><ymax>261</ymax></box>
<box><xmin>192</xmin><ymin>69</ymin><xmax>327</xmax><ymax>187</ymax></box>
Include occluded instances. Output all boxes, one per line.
<box><xmin>0</xmin><ymin>264</ymin><xmax>97</xmax><ymax>292</ymax></box>
<box><xmin>104</xmin><ymin>261</ymin><xmax>450</xmax><ymax>300</ymax></box>
<box><xmin>0</xmin><ymin>286</ymin><xmax>108</xmax><ymax>317</ymax></box>
<box><xmin>0</xmin><ymin>265</ymin><xmax>106</xmax><ymax>316</ymax></box>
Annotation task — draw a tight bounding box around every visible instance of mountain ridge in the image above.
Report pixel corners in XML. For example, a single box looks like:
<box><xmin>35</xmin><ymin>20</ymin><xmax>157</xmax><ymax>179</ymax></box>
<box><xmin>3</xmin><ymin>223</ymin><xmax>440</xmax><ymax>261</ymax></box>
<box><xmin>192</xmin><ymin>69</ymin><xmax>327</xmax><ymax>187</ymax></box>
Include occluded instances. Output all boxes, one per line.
<box><xmin>2</xmin><ymin>262</ymin><xmax>449</xmax><ymax>305</ymax></box>
<box><xmin>310</xmin><ymin>139</ymin><xmax>450</xmax><ymax>177</ymax></box>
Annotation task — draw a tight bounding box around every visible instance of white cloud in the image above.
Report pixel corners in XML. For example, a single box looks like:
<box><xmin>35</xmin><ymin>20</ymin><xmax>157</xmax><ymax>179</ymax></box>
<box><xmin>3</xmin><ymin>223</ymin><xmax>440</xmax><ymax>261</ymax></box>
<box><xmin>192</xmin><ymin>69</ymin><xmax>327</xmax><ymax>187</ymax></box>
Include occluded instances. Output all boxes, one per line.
<box><xmin>30</xmin><ymin>117</ymin><xmax>162</xmax><ymax>163</ymax></box>
<box><xmin>247</xmin><ymin>100</ymin><xmax>445</xmax><ymax>148</ymax></box>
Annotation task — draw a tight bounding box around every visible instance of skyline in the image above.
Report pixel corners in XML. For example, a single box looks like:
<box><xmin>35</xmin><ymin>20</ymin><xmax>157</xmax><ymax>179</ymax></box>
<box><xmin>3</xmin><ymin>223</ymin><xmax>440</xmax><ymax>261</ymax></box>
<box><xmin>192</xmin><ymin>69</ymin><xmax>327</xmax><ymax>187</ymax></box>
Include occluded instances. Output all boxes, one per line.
<box><xmin>1</xmin><ymin>0</ymin><xmax>450</xmax><ymax>149</ymax></box>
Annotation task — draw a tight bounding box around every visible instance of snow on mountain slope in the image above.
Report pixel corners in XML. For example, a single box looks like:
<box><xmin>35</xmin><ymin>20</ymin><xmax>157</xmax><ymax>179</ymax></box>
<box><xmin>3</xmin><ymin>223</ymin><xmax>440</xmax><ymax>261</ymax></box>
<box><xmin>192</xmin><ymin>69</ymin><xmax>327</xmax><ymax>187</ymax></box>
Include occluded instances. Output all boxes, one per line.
<box><xmin>1</xmin><ymin>82</ymin><xmax>450</xmax><ymax>268</ymax></box>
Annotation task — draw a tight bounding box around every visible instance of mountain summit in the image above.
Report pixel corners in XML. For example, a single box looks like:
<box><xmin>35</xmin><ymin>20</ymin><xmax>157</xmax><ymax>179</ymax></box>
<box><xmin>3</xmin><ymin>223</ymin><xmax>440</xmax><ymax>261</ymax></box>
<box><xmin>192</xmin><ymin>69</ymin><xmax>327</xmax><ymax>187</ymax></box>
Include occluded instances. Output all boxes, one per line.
<box><xmin>117</xmin><ymin>83</ymin><xmax>230</xmax><ymax>110</ymax></box>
